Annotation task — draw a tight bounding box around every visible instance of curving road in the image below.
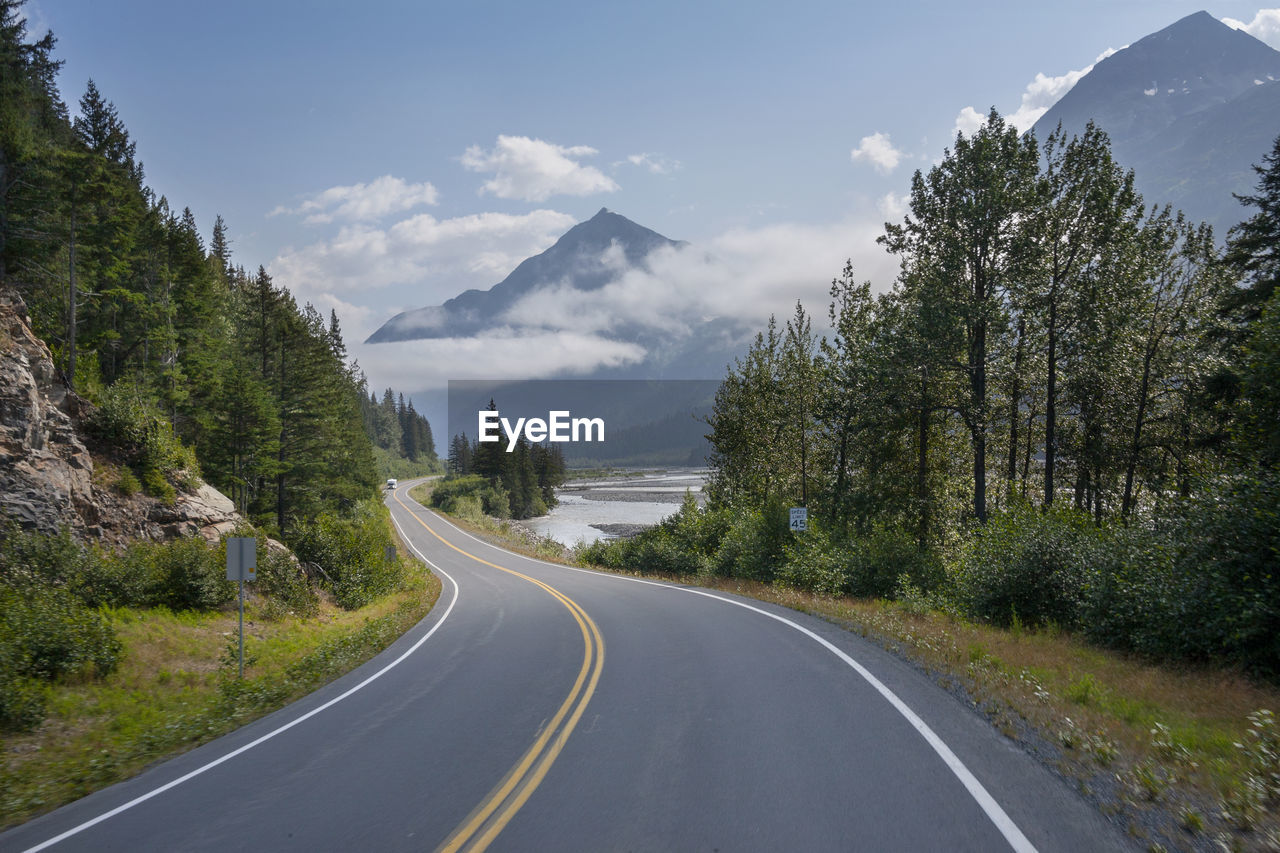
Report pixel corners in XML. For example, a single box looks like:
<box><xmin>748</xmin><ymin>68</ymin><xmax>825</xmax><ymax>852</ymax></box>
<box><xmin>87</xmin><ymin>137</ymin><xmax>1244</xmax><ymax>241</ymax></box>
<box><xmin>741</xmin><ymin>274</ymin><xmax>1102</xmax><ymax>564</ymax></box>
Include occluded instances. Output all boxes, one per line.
<box><xmin>1</xmin><ymin>481</ymin><xmax>1134</xmax><ymax>852</ymax></box>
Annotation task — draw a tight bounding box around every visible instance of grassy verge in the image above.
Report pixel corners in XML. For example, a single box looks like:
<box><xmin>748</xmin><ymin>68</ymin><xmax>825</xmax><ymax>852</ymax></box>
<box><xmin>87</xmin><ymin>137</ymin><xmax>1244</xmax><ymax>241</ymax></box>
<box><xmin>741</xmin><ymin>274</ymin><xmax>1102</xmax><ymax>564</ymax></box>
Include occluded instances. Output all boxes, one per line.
<box><xmin>409</xmin><ymin>481</ymin><xmax>570</xmax><ymax>563</ymax></box>
<box><xmin>0</xmin><ymin>551</ymin><xmax>440</xmax><ymax>830</ymax></box>
<box><xmin>407</xmin><ymin>486</ymin><xmax>1280</xmax><ymax>852</ymax></box>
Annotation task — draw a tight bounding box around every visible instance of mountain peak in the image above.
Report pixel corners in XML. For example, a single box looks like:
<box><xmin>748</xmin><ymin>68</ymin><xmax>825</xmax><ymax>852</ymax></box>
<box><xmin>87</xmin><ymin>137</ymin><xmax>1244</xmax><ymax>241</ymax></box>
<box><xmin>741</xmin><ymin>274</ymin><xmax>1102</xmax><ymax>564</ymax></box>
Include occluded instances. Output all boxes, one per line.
<box><xmin>1031</xmin><ymin>8</ymin><xmax>1280</xmax><ymax>237</ymax></box>
<box><xmin>364</xmin><ymin>210</ymin><xmax>683</xmax><ymax>343</ymax></box>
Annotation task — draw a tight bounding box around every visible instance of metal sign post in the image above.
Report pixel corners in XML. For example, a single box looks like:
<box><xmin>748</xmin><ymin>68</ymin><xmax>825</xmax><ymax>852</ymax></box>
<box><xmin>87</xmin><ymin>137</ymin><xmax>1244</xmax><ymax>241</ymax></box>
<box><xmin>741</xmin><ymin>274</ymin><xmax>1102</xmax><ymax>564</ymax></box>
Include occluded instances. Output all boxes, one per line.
<box><xmin>225</xmin><ymin>537</ymin><xmax>257</xmax><ymax>678</ymax></box>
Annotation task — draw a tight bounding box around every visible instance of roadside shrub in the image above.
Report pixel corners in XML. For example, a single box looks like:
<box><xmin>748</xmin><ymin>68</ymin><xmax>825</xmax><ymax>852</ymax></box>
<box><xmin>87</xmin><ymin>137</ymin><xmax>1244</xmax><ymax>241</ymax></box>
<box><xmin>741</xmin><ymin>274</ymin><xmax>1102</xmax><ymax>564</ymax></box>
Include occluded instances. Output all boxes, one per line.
<box><xmin>778</xmin><ymin>522</ymin><xmax>942</xmax><ymax>599</ymax></box>
<box><xmin>951</xmin><ymin>502</ymin><xmax>1100</xmax><ymax>629</ymax></box>
<box><xmin>712</xmin><ymin>497</ymin><xmax>791</xmax><ymax>582</ymax></box>
<box><xmin>1076</xmin><ymin>523</ymin><xmax>1173</xmax><ymax>653</ymax></box>
<box><xmin>255</xmin><ymin>539</ymin><xmax>319</xmax><ymax>619</ymax></box>
<box><xmin>0</xmin><ymin>522</ymin><xmax>85</xmax><ymax>588</ymax></box>
<box><xmin>430</xmin><ymin>475</ymin><xmax>510</xmax><ymax>519</ymax></box>
<box><xmin>847</xmin><ymin>525</ymin><xmax>940</xmax><ymax>599</ymax></box>
<box><xmin>74</xmin><ymin>546</ymin><xmax>151</xmax><ymax>609</ymax></box>
<box><xmin>117</xmin><ymin>537</ymin><xmax>235</xmax><ymax>611</ymax></box>
<box><xmin>777</xmin><ymin>522</ymin><xmax>848</xmax><ymax>595</ymax></box>
<box><xmin>0</xmin><ymin>586</ymin><xmax>121</xmax><ymax>683</ymax></box>
<box><xmin>292</xmin><ymin>499</ymin><xmax>402</xmax><ymax>610</ymax></box>
<box><xmin>577</xmin><ymin>495</ymin><xmax>719</xmax><ymax>577</ymax></box>
<box><xmin>0</xmin><ymin>668</ymin><xmax>46</xmax><ymax>732</ymax></box>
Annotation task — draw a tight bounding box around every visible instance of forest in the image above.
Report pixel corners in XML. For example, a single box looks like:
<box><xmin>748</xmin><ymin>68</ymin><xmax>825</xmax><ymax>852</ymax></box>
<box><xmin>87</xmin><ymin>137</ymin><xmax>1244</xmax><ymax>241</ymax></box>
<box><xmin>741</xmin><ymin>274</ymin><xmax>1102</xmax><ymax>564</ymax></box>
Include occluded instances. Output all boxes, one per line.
<box><xmin>0</xmin><ymin>1</ymin><xmax>442</xmax><ymax>731</ymax></box>
<box><xmin>585</xmin><ymin>111</ymin><xmax>1280</xmax><ymax>677</ymax></box>
<box><xmin>440</xmin><ymin>412</ymin><xmax>568</xmax><ymax>520</ymax></box>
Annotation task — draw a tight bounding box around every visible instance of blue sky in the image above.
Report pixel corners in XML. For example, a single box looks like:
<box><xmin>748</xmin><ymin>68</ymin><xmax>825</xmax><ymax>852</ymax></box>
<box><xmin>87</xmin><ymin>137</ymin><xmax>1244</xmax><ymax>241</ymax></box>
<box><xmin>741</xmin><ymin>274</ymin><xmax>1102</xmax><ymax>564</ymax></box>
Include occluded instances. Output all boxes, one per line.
<box><xmin>25</xmin><ymin>1</ymin><xmax>1280</xmax><ymax>396</ymax></box>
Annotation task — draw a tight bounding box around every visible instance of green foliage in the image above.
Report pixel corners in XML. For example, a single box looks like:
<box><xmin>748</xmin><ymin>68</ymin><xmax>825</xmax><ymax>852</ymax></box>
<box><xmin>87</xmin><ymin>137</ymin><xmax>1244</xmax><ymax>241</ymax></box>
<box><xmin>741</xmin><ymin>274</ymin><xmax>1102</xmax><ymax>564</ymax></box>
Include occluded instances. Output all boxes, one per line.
<box><xmin>86</xmin><ymin>384</ymin><xmax>201</xmax><ymax>494</ymax></box>
<box><xmin>430</xmin><ymin>475</ymin><xmax>512</xmax><ymax>520</ymax></box>
<box><xmin>1237</xmin><ymin>291</ymin><xmax>1280</xmax><ymax>468</ymax></box>
<box><xmin>142</xmin><ymin>466</ymin><xmax>176</xmax><ymax>505</ymax></box>
<box><xmin>254</xmin><ymin>538</ymin><xmax>319</xmax><ymax>619</ymax></box>
<box><xmin>0</xmin><ymin>585</ymin><xmax>120</xmax><ymax>731</ymax></box>
<box><xmin>146</xmin><ymin>537</ymin><xmax>236</xmax><ymax>611</ymax></box>
<box><xmin>0</xmin><ymin>586</ymin><xmax>120</xmax><ymax>681</ymax></box>
<box><xmin>711</xmin><ymin>498</ymin><xmax>791</xmax><ymax>582</ymax></box>
<box><xmin>116</xmin><ymin>466</ymin><xmax>140</xmax><ymax>496</ymax></box>
<box><xmin>776</xmin><ymin>522</ymin><xmax>848</xmax><ymax>595</ymax></box>
<box><xmin>290</xmin><ymin>499</ymin><xmax>403</xmax><ymax>610</ymax></box>
<box><xmin>780</xmin><ymin>522</ymin><xmax>942</xmax><ymax>599</ymax></box>
<box><xmin>951</xmin><ymin>503</ymin><xmax>1100</xmax><ymax>629</ymax></box>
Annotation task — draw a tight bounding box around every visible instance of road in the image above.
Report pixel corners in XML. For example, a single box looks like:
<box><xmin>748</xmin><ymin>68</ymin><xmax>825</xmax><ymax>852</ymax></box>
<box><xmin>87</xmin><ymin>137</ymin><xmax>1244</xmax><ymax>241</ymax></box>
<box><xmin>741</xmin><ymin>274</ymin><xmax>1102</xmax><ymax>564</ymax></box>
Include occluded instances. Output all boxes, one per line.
<box><xmin>1</xmin><ymin>481</ymin><xmax>1134</xmax><ymax>852</ymax></box>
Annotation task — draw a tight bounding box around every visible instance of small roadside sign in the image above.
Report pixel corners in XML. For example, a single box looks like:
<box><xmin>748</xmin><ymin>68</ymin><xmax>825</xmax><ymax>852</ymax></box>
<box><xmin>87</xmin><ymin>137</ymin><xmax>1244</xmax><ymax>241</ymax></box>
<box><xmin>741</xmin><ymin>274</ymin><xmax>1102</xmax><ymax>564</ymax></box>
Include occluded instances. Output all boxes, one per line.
<box><xmin>789</xmin><ymin>507</ymin><xmax>808</xmax><ymax>532</ymax></box>
<box><xmin>225</xmin><ymin>537</ymin><xmax>258</xmax><ymax>679</ymax></box>
<box><xmin>225</xmin><ymin>537</ymin><xmax>257</xmax><ymax>581</ymax></box>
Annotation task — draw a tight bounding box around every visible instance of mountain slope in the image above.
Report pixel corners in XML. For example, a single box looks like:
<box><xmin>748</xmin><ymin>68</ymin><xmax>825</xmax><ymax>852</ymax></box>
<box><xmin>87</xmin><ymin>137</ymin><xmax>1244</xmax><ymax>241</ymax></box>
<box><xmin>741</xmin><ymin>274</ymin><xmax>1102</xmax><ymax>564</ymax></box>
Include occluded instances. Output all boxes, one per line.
<box><xmin>1032</xmin><ymin>10</ymin><xmax>1280</xmax><ymax>235</ymax></box>
<box><xmin>365</xmin><ymin>208</ymin><xmax>683</xmax><ymax>343</ymax></box>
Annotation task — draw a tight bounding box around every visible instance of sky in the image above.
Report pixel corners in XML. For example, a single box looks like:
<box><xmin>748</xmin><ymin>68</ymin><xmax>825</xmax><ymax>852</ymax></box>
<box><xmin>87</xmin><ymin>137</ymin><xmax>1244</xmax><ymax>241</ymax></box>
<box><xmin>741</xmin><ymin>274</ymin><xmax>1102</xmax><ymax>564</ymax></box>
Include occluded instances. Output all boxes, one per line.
<box><xmin>23</xmin><ymin>1</ymin><xmax>1280</xmax><ymax>416</ymax></box>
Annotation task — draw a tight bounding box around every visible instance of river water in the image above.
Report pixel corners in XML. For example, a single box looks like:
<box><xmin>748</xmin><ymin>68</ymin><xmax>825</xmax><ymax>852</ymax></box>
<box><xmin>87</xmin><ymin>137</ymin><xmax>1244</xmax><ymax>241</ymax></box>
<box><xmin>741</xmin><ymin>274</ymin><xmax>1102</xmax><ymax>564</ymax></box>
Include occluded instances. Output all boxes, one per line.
<box><xmin>523</xmin><ymin>468</ymin><xmax>707</xmax><ymax>547</ymax></box>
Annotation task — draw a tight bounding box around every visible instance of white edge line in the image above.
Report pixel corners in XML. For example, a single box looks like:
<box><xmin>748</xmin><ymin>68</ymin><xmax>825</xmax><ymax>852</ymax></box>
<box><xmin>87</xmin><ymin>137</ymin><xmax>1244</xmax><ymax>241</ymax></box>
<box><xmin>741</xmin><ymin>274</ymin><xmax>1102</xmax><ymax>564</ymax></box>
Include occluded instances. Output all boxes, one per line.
<box><xmin>21</xmin><ymin>490</ymin><xmax>459</xmax><ymax>853</ymax></box>
<box><xmin>423</xmin><ymin>504</ymin><xmax>1038</xmax><ymax>853</ymax></box>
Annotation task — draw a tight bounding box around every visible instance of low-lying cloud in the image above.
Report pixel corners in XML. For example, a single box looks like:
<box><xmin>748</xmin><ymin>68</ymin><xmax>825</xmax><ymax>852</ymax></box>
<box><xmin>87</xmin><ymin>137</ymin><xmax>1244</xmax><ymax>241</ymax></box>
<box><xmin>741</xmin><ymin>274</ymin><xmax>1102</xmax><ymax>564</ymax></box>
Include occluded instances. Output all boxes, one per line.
<box><xmin>501</xmin><ymin>218</ymin><xmax>896</xmax><ymax>340</ymax></box>
<box><xmin>351</xmin><ymin>330</ymin><xmax>648</xmax><ymax>392</ymax></box>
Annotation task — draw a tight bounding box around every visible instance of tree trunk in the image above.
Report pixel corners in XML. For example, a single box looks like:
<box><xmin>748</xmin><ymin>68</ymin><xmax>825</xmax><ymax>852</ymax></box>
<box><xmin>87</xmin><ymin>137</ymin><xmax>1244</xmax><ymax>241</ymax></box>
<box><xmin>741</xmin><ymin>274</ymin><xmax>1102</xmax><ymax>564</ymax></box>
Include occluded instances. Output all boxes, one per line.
<box><xmin>972</xmin><ymin>315</ymin><xmax>987</xmax><ymax>523</ymax></box>
<box><xmin>1006</xmin><ymin>318</ymin><xmax>1025</xmax><ymax>501</ymax></box>
<box><xmin>1121</xmin><ymin>346</ymin><xmax>1155</xmax><ymax>521</ymax></box>
<box><xmin>1044</xmin><ymin>295</ymin><xmax>1057</xmax><ymax>507</ymax></box>
<box><xmin>67</xmin><ymin>208</ymin><xmax>77</xmax><ymax>389</ymax></box>
<box><xmin>917</xmin><ymin>370</ymin><xmax>931</xmax><ymax>550</ymax></box>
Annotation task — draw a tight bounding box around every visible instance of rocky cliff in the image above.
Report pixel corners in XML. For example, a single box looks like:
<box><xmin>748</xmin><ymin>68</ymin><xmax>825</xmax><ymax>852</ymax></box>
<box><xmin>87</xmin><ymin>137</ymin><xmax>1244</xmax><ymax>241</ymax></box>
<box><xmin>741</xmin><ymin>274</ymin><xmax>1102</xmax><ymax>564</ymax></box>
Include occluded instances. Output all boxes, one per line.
<box><xmin>0</xmin><ymin>289</ymin><xmax>241</xmax><ymax>547</ymax></box>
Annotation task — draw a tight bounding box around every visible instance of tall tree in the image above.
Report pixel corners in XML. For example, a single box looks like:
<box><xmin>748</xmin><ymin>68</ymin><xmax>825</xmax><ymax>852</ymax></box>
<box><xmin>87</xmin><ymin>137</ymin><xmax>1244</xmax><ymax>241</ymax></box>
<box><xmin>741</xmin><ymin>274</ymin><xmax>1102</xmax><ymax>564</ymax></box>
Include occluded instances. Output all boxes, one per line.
<box><xmin>881</xmin><ymin>108</ymin><xmax>1039</xmax><ymax>522</ymax></box>
<box><xmin>1027</xmin><ymin>121</ymin><xmax>1140</xmax><ymax>506</ymax></box>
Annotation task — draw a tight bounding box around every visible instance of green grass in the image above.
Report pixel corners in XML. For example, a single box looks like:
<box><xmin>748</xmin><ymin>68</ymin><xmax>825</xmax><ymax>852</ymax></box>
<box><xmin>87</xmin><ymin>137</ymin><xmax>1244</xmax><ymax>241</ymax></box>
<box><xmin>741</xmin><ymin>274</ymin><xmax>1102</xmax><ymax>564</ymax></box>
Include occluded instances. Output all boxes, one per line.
<box><xmin>0</xmin><ymin>554</ymin><xmax>440</xmax><ymax>830</ymax></box>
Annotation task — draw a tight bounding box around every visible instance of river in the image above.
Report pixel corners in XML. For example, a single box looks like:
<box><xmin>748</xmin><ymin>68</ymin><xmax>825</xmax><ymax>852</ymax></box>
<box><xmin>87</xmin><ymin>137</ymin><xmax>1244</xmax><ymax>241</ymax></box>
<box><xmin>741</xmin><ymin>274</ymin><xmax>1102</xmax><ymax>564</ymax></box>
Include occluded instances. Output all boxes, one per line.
<box><xmin>522</xmin><ymin>468</ymin><xmax>707</xmax><ymax>547</ymax></box>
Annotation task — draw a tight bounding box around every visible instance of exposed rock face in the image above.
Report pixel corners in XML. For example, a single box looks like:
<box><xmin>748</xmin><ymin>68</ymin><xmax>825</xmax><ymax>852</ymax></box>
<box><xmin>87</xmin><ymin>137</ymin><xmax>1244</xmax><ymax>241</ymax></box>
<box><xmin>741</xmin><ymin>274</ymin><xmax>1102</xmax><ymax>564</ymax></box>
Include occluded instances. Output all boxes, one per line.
<box><xmin>0</xmin><ymin>289</ymin><xmax>243</xmax><ymax>547</ymax></box>
<box><xmin>0</xmin><ymin>289</ymin><xmax>96</xmax><ymax>539</ymax></box>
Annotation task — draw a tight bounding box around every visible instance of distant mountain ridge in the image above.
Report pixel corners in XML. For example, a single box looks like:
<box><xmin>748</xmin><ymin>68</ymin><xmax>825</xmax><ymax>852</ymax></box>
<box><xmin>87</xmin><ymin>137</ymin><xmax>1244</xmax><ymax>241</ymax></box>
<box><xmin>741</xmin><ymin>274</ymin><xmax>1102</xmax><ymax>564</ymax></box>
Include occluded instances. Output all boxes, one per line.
<box><xmin>365</xmin><ymin>208</ymin><xmax>684</xmax><ymax>343</ymax></box>
<box><xmin>1032</xmin><ymin>10</ymin><xmax>1280</xmax><ymax>235</ymax></box>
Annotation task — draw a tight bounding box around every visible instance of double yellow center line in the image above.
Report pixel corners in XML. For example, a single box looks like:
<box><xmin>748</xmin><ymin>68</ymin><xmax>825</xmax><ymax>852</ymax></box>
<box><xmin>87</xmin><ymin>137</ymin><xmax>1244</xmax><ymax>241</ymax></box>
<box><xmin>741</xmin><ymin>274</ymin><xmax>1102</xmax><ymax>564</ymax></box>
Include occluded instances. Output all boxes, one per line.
<box><xmin>392</xmin><ymin>492</ymin><xmax>604</xmax><ymax>852</ymax></box>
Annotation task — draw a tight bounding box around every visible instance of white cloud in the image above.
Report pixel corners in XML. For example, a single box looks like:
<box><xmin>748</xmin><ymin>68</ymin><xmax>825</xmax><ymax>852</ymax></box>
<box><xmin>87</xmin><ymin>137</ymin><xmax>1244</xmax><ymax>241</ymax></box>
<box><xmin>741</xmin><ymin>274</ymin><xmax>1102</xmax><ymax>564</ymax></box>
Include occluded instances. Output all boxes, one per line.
<box><xmin>623</xmin><ymin>152</ymin><xmax>681</xmax><ymax>175</ymax></box>
<box><xmin>953</xmin><ymin>47</ymin><xmax>1122</xmax><ymax>136</ymax></box>
<box><xmin>352</xmin><ymin>330</ymin><xmax>647</xmax><ymax>390</ymax></box>
<box><xmin>953</xmin><ymin>106</ymin><xmax>985</xmax><ymax>138</ymax></box>
<box><xmin>877</xmin><ymin>192</ymin><xmax>909</xmax><ymax>220</ymax></box>
<box><xmin>1223</xmin><ymin>9</ymin><xmax>1280</xmax><ymax>49</ymax></box>
<box><xmin>461</xmin><ymin>135</ymin><xmax>619</xmax><ymax>201</ymax></box>
<box><xmin>269</xmin><ymin>208</ymin><xmax>578</xmax><ymax>313</ymax></box>
<box><xmin>850</xmin><ymin>132</ymin><xmax>904</xmax><ymax>174</ymax></box>
<box><xmin>271</xmin><ymin>175</ymin><xmax>439</xmax><ymax>224</ymax></box>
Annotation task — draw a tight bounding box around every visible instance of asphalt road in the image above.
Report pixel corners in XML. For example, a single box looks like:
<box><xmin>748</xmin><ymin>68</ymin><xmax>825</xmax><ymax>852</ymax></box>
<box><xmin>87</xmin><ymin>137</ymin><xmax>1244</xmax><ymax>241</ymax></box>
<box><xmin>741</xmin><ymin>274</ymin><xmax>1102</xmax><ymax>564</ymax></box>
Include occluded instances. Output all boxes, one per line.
<box><xmin>1</xmin><ymin>481</ymin><xmax>1135</xmax><ymax>852</ymax></box>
